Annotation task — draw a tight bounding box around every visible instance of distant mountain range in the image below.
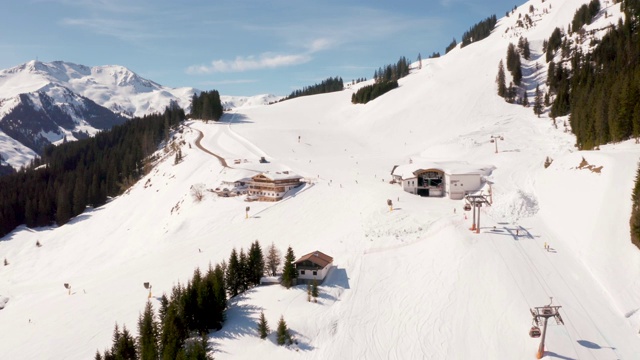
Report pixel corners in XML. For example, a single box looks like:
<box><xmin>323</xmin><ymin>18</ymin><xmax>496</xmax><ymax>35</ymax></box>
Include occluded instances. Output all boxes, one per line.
<box><xmin>0</xmin><ymin>60</ymin><xmax>279</xmax><ymax>171</ymax></box>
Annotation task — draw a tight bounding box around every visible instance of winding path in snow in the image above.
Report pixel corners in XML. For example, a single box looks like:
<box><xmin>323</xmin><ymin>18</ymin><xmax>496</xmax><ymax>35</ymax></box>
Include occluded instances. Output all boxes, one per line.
<box><xmin>188</xmin><ymin>124</ymin><xmax>229</xmax><ymax>168</ymax></box>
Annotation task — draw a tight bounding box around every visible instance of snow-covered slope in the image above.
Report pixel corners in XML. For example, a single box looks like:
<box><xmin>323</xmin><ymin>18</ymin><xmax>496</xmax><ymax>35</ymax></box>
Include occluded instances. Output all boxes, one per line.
<box><xmin>221</xmin><ymin>94</ymin><xmax>282</xmax><ymax>110</ymax></box>
<box><xmin>2</xmin><ymin>1</ymin><xmax>639</xmax><ymax>359</ymax></box>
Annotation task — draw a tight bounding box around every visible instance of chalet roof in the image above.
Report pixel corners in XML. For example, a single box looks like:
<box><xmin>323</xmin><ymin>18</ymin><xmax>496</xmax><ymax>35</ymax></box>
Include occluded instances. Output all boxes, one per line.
<box><xmin>253</xmin><ymin>171</ymin><xmax>303</xmax><ymax>181</ymax></box>
<box><xmin>294</xmin><ymin>250</ymin><xmax>333</xmax><ymax>268</ymax></box>
<box><xmin>391</xmin><ymin>161</ymin><xmax>495</xmax><ymax>180</ymax></box>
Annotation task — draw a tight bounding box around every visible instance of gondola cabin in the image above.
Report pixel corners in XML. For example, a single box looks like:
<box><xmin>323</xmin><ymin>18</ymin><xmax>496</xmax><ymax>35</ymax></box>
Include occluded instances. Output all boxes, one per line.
<box><xmin>529</xmin><ymin>326</ymin><xmax>541</xmax><ymax>338</ymax></box>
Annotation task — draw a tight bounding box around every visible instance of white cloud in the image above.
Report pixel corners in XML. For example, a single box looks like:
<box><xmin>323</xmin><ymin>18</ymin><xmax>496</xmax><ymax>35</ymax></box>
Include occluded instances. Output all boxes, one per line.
<box><xmin>187</xmin><ymin>52</ymin><xmax>312</xmax><ymax>74</ymax></box>
<box><xmin>307</xmin><ymin>38</ymin><xmax>332</xmax><ymax>53</ymax></box>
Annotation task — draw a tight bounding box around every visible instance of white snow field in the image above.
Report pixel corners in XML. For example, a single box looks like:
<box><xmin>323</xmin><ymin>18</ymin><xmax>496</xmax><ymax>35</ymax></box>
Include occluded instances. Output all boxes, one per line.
<box><xmin>2</xmin><ymin>0</ymin><xmax>640</xmax><ymax>359</ymax></box>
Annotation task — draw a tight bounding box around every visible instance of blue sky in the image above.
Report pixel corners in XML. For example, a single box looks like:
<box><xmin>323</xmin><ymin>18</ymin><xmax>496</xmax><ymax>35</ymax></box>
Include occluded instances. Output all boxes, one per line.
<box><xmin>2</xmin><ymin>0</ymin><xmax>520</xmax><ymax>96</ymax></box>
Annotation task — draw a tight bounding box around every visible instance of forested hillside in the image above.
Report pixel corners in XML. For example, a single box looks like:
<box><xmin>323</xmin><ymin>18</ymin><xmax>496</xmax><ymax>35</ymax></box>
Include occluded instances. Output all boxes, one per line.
<box><xmin>282</xmin><ymin>77</ymin><xmax>344</xmax><ymax>101</ymax></box>
<box><xmin>0</xmin><ymin>107</ymin><xmax>185</xmax><ymax>237</ymax></box>
<box><xmin>550</xmin><ymin>0</ymin><xmax>639</xmax><ymax>150</ymax></box>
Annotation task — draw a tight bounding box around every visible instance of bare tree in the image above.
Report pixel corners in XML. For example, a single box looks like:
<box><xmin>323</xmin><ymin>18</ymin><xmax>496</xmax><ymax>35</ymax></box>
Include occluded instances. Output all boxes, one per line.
<box><xmin>190</xmin><ymin>184</ymin><xmax>205</xmax><ymax>202</ymax></box>
<box><xmin>266</xmin><ymin>242</ymin><xmax>281</xmax><ymax>276</ymax></box>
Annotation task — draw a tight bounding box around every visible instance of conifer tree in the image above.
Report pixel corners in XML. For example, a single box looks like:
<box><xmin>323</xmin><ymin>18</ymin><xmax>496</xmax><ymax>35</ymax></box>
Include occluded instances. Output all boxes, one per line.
<box><xmin>496</xmin><ymin>60</ymin><xmax>506</xmax><ymax>97</ymax></box>
<box><xmin>248</xmin><ymin>240</ymin><xmax>265</xmax><ymax>286</ymax></box>
<box><xmin>276</xmin><ymin>315</ymin><xmax>290</xmax><ymax>345</ymax></box>
<box><xmin>258</xmin><ymin>311</ymin><xmax>269</xmax><ymax>339</ymax></box>
<box><xmin>226</xmin><ymin>248</ymin><xmax>240</xmax><ymax>297</ymax></box>
<box><xmin>160</xmin><ymin>302</ymin><xmax>186</xmax><ymax>360</ymax></box>
<box><xmin>138</xmin><ymin>301</ymin><xmax>160</xmax><ymax>360</ymax></box>
<box><xmin>522</xmin><ymin>89</ymin><xmax>529</xmax><ymax>107</ymax></box>
<box><xmin>311</xmin><ymin>279</ymin><xmax>319</xmax><ymax>301</ymax></box>
<box><xmin>534</xmin><ymin>84</ymin><xmax>543</xmax><ymax>117</ymax></box>
<box><xmin>506</xmin><ymin>43</ymin><xmax>518</xmax><ymax>72</ymax></box>
<box><xmin>281</xmin><ymin>246</ymin><xmax>297</xmax><ymax>289</ymax></box>
<box><xmin>181</xmin><ymin>334</ymin><xmax>212</xmax><ymax>360</ymax></box>
<box><xmin>239</xmin><ymin>248</ymin><xmax>249</xmax><ymax>293</ymax></box>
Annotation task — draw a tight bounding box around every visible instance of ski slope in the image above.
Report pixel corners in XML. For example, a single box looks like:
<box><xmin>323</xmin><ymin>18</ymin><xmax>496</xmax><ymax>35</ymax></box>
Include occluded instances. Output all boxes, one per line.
<box><xmin>2</xmin><ymin>0</ymin><xmax>640</xmax><ymax>359</ymax></box>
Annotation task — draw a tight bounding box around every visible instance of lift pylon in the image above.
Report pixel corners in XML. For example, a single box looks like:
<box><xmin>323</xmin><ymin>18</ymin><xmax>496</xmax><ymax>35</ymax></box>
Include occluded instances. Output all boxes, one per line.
<box><xmin>464</xmin><ymin>194</ymin><xmax>491</xmax><ymax>233</ymax></box>
<box><xmin>530</xmin><ymin>298</ymin><xmax>564</xmax><ymax>359</ymax></box>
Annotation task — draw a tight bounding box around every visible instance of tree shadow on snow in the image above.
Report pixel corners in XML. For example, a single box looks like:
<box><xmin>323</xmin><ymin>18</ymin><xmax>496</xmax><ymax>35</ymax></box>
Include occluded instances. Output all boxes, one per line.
<box><xmin>210</xmin><ymin>291</ymin><xmax>262</xmax><ymax>342</ymax></box>
<box><xmin>287</xmin><ymin>329</ymin><xmax>315</xmax><ymax>352</ymax></box>
<box><xmin>221</xmin><ymin>113</ymin><xmax>253</xmax><ymax>125</ymax></box>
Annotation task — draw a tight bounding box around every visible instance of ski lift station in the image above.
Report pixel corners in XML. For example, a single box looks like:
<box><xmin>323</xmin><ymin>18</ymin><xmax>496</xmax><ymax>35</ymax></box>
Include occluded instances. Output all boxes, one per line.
<box><xmin>390</xmin><ymin>161</ymin><xmax>495</xmax><ymax>200</ymax></box>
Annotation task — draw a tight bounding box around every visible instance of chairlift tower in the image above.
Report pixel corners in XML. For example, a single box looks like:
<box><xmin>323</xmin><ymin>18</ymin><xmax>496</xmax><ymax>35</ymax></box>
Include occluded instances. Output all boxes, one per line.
<box><xmin>490</xmin><ymin>135</ymin><xmax>504</xmax><ymax>153</ymax></box>
<box><xmin>529</xmin><ymin>297</ymin><xmax>564</xmax><ymax>359</ymax></box>
<box><xmin>464</xmin><ymin>194</ymin><xmax>491</xmax><ymax>233</ymax></box>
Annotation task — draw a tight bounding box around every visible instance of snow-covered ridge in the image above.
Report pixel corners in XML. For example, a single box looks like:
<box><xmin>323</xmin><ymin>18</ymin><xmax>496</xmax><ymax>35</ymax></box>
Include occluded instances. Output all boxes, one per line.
<box><xmin>0</xmin><ymin>60</ymin><xmax>195</xmax><ymax>118</ymax></box>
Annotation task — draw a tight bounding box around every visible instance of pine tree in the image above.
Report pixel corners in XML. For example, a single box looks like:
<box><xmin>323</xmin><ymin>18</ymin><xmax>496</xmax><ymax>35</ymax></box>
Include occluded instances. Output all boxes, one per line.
<box><xmin>534</xmin><ymin>84</ymin><xmax>543</xmax><ymax>117</ymax></box>
<box><xmin>248</xmin><ymin>240</ymin><xmax>265</xmax><ymax>287</ymax></box>
<box><xmin>506</xmin><ymin>43</ymin><xmax>517</xmax><ymax>72</ymax></box>
<box><xmin>311</xmin><ymin>279</ymin><xmax>319</xmax><ymax>301</ymax></box>
<box><xmin>523</xmin><ymin>38</ymin><xmax>531</xmax><ymax>60</ymax></box>
<box><xmin>226</xmin><ymin>248</ymin><xmax>240</xmax><ymax>297</ymax></box>
<box><xmin>281</xmin><ymin>246</ymin><xmax>297</xmax><ymax>289</ymax></box>
<box><xmin>239</xmin><ymin>248</ymin><xmax>249</xmax><ymax>293</ymax></box>
<box><xmin>257</xmin><ymin>311</ymin><xmax>269</xmax><ymax>339</ymax></box>
<box><xmin>496</xmin><ymin>60</ymin><xmax>506</xmax><ymax>97</ymax></box>
<box><xmin>276</xmin><ymin>315</ymin><xmax>290</xmax><ymax>345</ymax></box>
<box><xmin>266</xmin><ymin>242</ymin><xmax>281</xmax><ymax>276</ymax></box>
<box><xmin>522</xmin><ymin>89</ymin><xmax>529</xmax><ymax>107</ymax></box>
<box><xmin>160</xmin><ymin>302</ymin><xmax>186</xmax><ymax>360</ymax></box>
<box><xmin>180</xmin><ymin>334</ymin><xmax>212</xmax><ymax>360</ymax></box>
<box><xmin>114</xmin><ymin>325</ymin><xmax>137</xmax><ymax>360</ymax></box>
<box><xmin>137</xmin><ymin>301</ymin><xmax>159</xmax><ymax>360</ymax></box>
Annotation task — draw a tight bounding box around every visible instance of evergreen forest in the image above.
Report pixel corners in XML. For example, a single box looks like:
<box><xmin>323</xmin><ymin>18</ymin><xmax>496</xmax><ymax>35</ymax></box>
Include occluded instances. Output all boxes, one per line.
<box><xmin>549</xmin><ymin>0</ymin><xmax>640</xmax><ymax>150</ymax></box>
<box><xmin>96</xmin><ymin>241</ymin><xmax>294</xmax><ymax>360</ymax></box>
<box><xmin>461</xmin><ymin>15</ymin><xmax>498</xmax><ymax>48</ymax></box>
<box><xmin>351</xmin><ymin>80</ymin><xmax>399</xmax><ymax>105</ymax></box>
<box><xmin>282</xmin><ymin>77</ymin><xmax>344</xmax><ymax>101</ymax></box>
<box><xmin>190</xmin><ymin>90</ymin><xmax>224</xmax><ymax>122</ymax></box>
<box><xmin>0</xmin><ymin>107</ymin><xmax>185</xmax><ymax>238</ymax></box>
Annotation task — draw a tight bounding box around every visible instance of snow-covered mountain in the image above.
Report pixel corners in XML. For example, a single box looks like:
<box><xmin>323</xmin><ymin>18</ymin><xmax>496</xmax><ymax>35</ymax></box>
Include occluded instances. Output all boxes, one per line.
<box><xmin>221</xmin><ymin>94</ymin><xmax>282</xmax><ymax>110</ymax></box>
<box><xmin>2</xmin><ymin>1</ymin><xmax>640</xmax><ymax>359</ymax></box>
<box><xmin>0</xmin><ymin>60</ymin><xmax>195</xmax><ymax>118</ymax></box>
<box><xmin>0</xmin><ymin>60</ymin><xmax>283</xmax><ymax>170</ymax></box>
<box><xmin>0</xmin><ymin>60</ymin><xmax>197</xmax><ymax>169</ymax></box>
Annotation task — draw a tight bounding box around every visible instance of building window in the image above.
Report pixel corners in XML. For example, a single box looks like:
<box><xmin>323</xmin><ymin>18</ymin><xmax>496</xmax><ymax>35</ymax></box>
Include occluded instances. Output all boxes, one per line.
<box><xmin>300</xmin><ymin>270</ymin><xmax>305</xmax><ymax>275</ymax></box>
<box><xmin>312</xmin><ymin>271</ymin><xmax>317</xmax><ymax>276</ymax></box>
